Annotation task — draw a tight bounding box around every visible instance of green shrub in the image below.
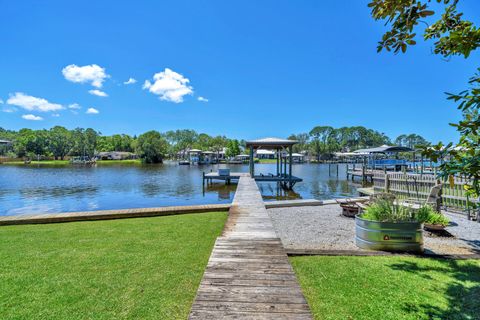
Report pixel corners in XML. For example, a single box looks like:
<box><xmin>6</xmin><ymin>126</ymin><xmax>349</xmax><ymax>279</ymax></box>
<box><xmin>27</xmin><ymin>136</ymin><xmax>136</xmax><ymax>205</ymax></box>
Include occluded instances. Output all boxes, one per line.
<box><xmin>362</xmin><ymin>200</ymin><xmax>450</xmax><ymax>225</ymax></box>
<box><xmin>416</xmin><ymin>205</ymin><xmax>450</xmax><ymax>226</ymax></box>
<box><xmin>362</xmin><ymin>200</ymin><xmax>413</xmax><ymax>222</ymax></box>
<box><xmin>415</xmin><ymin>204</ymin><xmax>432</xmax><ymax>223</ymax></box>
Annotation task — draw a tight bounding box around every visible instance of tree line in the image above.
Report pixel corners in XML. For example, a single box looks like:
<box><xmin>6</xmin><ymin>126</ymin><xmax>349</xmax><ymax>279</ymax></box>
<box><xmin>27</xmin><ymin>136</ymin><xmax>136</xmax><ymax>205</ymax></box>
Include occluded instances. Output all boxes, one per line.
<box><xmin>0</xmin><ymin>126</ymin><xmax>428</xmax><ymax>163</ymax></box>
<box><xmin>288</xmin><ymin>126</ymin><xmax>428</xmax><ymax>161</ymax></box>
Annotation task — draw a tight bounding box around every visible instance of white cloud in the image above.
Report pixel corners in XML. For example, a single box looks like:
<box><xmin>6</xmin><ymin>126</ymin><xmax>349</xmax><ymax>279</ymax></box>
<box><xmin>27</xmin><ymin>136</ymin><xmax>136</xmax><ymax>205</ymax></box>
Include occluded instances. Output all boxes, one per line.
<box><xmin>0</xmin><ymin>99</ymin><xmax>3</xmax><ymax>104</ymax></box>
<box><xmin>22</xmin><ymin>114</ymin><xmax>43</xmax><ymax>121</ymax></box>
<box><xmin>7</xmin><ymin>92</ymin><xmax>64</xmax><ymax>112</ymax></box>
<box><xmin>143</xmin><ymin>68</ymin><xmax>193</xmax><ymax>103</ymax></box>
<box><xmin>198</xmin><ymin>96</ymin><xmax>209</xmax><ymax>102</ymax></box>
<box><xmin>86</xmin><ymin>107</ymin><xmax>99</xmax><ymax>114</ymax></box>
<box><xmin>68</xmin><ymin>103</ymin><xmax>81</xmax><ymax>109</ymax></box>
<box><xmin>69</xmin><ymin>103</ymin><xmax>81</xmax><ymax>115</ymax></box>
<box><xmin>124</xmin><ymin>78</ymin><xmax>137</xmax><ymax>85</ymax></box>
<box><xmin>2</xmin><ymin>106</ymin><xmax>17</xmax><ymax>113</ymax></box>
<box><xmin>88</xmin><ymin>89</ymin><xmax>108</xmax><ymax>97</ymax></box>
<box><xmin>62</xmin><ymin>64</ymin><xmax>109</xmax><ymax>88</ymax></box>
<box><xmin>52</xmin><ymin>113</ymin><xmax>60</xmax><ymax>117</ymax></box>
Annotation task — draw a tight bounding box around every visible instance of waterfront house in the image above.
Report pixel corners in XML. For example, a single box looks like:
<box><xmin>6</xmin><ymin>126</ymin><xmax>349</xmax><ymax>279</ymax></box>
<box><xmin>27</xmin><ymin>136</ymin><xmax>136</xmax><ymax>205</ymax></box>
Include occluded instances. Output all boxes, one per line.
<box><xmin>188</xmin><ymin>149</ymin><xmax>219</xmax><ymax>164</ymax></box>
<box><xmin>255</xmin><ymin>149</ymin><xmax>276</xmax><ymax>159</ymax></box>
<box><xmin>96</xmin><ymin>151</ymin><xmax>137</xmax><ymax>160</ymax></box>
<box><xmin>0</xmin><ymin>139</ymin><xmax>12</xmax><ymax>156</ymax></box>
<box><xmin>234</xmin><ymin>154</ymin><xmax>250</xmax><ymax>163</ymax></box>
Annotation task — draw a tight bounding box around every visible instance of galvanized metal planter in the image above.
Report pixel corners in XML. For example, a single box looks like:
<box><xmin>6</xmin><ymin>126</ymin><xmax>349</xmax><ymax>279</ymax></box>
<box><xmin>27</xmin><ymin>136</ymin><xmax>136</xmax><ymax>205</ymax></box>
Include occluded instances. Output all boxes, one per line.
<box><xmin>355</xmin><ymin>215</ymin><xmax>424</xmax><ymax>253</ymax></box>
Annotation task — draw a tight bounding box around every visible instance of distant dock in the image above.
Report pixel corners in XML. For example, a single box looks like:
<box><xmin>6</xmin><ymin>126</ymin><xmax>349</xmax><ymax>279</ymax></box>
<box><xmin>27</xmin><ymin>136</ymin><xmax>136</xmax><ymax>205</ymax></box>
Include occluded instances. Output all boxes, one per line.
<box><xmin>346</xmin><ymin>164</ymin><xmax>374</xmax><ymax>183</ymax></box>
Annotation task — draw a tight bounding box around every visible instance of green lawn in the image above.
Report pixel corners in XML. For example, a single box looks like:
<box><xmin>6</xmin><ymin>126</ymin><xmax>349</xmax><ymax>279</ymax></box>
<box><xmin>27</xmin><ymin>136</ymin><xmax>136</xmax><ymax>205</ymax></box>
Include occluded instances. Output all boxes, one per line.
<box><xmin>2</xmin><ymin>159</ymin><xmax>142</xmax><ymax>166</ymax></box>
<box><xmin>257</xmin><ymin>158</ymin><xmax>277</xmax><ymax>163</ymax></box>
<box><xmin>0</xmin><ymin>212</ymin><xmax>227</xmax><ymax>319</ymax></box>
<box><xmin>290</xmin><ymin>256</ymin><xmax>480</xmax><ymax>320</ymax></box>
<box><xmin>2</xmin><ymin>160</ymin><xmax>71</xmax><ymax>165</ymax></box>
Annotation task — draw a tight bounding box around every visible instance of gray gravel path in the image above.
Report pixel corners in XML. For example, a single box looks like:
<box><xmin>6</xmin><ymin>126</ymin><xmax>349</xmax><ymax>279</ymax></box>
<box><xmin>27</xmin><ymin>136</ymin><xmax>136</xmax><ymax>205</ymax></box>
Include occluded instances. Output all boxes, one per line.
<box><xmin>268</xmin><ymin>204</ymin><xmax>480</xmax><ymax>255</ymax></box>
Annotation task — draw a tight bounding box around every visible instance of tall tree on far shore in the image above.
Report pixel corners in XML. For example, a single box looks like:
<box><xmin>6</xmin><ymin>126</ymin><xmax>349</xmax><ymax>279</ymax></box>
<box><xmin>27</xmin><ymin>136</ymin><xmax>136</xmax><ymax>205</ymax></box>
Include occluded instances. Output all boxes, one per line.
<box><xmin>210</xmin><ymin>135</ymin><xmax>228</xmax><ymax>159</ymax></box>
<box><xmin>288</xmin><ymin>133</ymin><xmax>310</xmax><ymax>153</ymax></box>
<box><xmin>136</xmin><ymin>130</ymin><xmax>168</xmax><ymax>163</ymax></box>
<box><xmin>48</xmin><ymin>126</ymin><xmax>73</xmax><ymax>160</ymax></box>
<box><xmin>14</xmin><ymin>128</ymin><xmax>47</xmax><ymax>158</ymax></box>
<box><xmin>226</xmin><ymin>140</ymin><xmax>241</xmax><ymax>158</ymax></box>
<box><xmin>309</xmin><ymin>126</ymin><xmax>334</xmax><ymax>161</ymax></box>
<box><xmin>395</xmin><ymin>134</ymin><xmax>428</xmax><ymax>149</ymax></box>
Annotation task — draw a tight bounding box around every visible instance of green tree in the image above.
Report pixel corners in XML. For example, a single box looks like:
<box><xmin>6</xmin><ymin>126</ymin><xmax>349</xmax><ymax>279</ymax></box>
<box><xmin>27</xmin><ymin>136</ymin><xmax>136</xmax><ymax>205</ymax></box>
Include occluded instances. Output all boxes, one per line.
<box><xmin>164</xmin><ymin>129</ymin><xmax>198</xmax><ymax>159</ymax></box>
<box><xmin>48</xmin><ymin>126</ymin><xmax>73</xmax><ymax>160</ymax></box>
<box><xmin>309</xmin><ymin>126</ymin><xmax>334</xmax><ymax>160</ymax></box>
<box><xmin>369</xmin><ymin>0</ymin><xmax>480</xmax><ymax>202</ymax></box>
<box><xmin>210</xmin><ymin>135</ymin><xmax>228</xmax><ymax>159</ymax></box>
<box><xmin>395</xmin><ymin>134</ymin><xmax>428</xmax><ymax>149</ymax></box>
<box><xmin>136</xmin><ymin>130</ymin><xmax>168</xmax><ymax>163</ymax></box>
<box><xmin>84</xmin><ymin>128</ymin><xmax>98</xmax><ymax>158</ymax></box>
<box><xmin>14</xmin><ymin>129</ymin><xmax>34</xmax><ymax>158</ymax></box>
<box><xmin>195</xmin><ymin>133</ymin><xmax>213</xmax><ymax>150</ymax></box>
<box><xmin>14</xmin><ymin>129</ymin><xmax>48</xmax><ymax>159</ymax></box>
<box><xmin>226</xmin><ymin>140</ymin><xmax>241</xmax><ymax>158</ymax></box>
<box><xmin>288</xmin><ymin>133</ymin><xmax>310</xmax><ymax>153</ymax></box>
<box><xmin>96</xmin><ymin>136</ymin><xmax>114</xmax><ymax>152</ymax></box>
<box><xmin>70</xmin><ymin>128</ymin><xmax>98</xmax><ymax>158</ymax></box>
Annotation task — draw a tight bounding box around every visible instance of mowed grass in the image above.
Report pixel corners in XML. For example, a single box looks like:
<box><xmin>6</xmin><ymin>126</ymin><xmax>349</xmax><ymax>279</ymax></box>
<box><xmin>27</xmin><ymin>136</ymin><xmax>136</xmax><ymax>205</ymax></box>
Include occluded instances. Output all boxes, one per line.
<box><xmin>0</xmin><ymin>212</ymin><xmax>227</xmax><ymax>319</ymax></box>
<box><xmin>2</xmin><ymin>159</ymin><xmax>142</xmax><ymax>166</ymax></box>
<box><xmin>290</xmin><ymin>256</ymin><xmax>480</xmax><ymax>320</ymax></box>
<box><xmin>2</xmin><ymin>160</ymin><xmax>71</xmax><ymax>165</ymax></box>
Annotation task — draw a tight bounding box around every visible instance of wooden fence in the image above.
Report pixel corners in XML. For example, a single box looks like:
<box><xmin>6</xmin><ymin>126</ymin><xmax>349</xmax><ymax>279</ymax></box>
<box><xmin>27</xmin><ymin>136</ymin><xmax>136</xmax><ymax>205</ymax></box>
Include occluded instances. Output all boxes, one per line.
<box><xmin>373</xmin><ymin>171</ymin><xmax>474</xmax><ymax>211</ymax></box>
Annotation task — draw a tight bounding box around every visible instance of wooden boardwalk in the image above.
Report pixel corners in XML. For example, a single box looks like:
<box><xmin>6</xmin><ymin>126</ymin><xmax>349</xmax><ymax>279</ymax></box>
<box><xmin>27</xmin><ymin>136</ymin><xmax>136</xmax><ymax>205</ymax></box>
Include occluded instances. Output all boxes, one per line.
<box><xmin>189</xmin><ymin>176</ymin><xmax>312</xmax><ymax>319</ymax></box>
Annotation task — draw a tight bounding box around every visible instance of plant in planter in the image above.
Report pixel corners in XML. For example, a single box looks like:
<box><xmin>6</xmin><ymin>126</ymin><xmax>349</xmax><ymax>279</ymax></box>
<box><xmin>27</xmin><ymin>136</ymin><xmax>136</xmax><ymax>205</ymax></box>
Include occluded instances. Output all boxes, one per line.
<box><xmin>416</xmin><ymin>205</ymin><xmax>450</xmax><ymax>231</ymax></box>
<box><xmin>361</xmin><ymin>200</ymin><xmax>413</xmax><ymax>223</ymax></box>
<box><xmin>356</xmin><ymin>199</ymin><xmax>427</xmax><ymax>253</ymax></box>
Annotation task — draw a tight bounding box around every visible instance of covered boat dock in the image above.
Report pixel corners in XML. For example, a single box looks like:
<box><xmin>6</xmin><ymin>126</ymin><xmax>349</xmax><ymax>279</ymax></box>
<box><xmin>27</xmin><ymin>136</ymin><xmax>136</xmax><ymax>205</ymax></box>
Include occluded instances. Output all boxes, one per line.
<box><xmin>248</xmin><ymin>137</ymin><xmax>302</xmax><ymax>189</ymax></box>
<box><xmin>204</xmin><ymin>137</ymin><xmax>303</xmax><ymax>190</ymax></box>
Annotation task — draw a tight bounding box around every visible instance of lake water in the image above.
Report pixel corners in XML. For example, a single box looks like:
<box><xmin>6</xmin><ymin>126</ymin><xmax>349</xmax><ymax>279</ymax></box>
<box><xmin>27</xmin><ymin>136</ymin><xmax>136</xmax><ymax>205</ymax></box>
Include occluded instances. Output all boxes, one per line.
<box><xmin>0</xmin><ymin>162</ymin><xmax>358</xmax><ymax>215</ymax></box>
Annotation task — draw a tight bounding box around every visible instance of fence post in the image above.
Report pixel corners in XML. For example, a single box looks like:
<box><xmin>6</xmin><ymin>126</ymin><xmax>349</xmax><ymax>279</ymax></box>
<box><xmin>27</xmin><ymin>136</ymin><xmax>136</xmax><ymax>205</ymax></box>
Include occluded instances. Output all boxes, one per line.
<box><xmin>384</xmin><ymin>173</ymin><xmax>390</xmax><ymax>193</ymax></box>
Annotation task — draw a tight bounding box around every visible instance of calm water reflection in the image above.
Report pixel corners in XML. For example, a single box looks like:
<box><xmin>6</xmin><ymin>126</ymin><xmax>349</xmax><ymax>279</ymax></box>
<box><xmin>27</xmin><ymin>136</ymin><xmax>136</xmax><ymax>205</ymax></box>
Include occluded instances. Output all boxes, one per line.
<box><xmin>0</xmin><ymin>162</ymin><xmax>358</xmax><ymax>215</ymax></box>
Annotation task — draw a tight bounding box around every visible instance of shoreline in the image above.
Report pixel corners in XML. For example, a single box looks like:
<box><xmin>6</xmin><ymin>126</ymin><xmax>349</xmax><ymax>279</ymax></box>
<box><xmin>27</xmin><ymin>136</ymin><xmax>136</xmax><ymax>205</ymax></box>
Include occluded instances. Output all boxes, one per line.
<box><xmin>0</xmin><ymin>198</ymin><xmax>370</xmax><ymax>226</ymax></box>
<box><xmin>0</xmin><ymin>203</ymin><xmax>231</xmax><ymax>226</ymax></box>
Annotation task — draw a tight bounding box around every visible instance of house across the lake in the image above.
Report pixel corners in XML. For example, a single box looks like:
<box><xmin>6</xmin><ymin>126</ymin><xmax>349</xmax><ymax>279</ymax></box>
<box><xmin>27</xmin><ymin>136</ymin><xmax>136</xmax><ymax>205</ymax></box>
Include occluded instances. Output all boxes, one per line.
<box><xmin>0</xmin><ymin>139</ymin><xmax>13</xmax><ymax>156</ymax></box>
<box><xmin>255</xmin><ymin>149</ymin><xmax>276</xmax><ymax>159</ymax></box>
<box><xmin>254</xmin><ymin>149</ymin><xmax>305</xmax><ymax>162</ymax></box>
<box><xmin>96</xmin><ymin>151</ymin><xmax>138</xmax><ymax>160</ymax></box>
<box><xmin>188</xmin><ymin>149</ymin><xmax>219</xmax><ymax>164</ymax></box>
<box><xmin>291</xmin><ymin>152</ymin><xmax>305</xmax><ymax>163</ymax></box>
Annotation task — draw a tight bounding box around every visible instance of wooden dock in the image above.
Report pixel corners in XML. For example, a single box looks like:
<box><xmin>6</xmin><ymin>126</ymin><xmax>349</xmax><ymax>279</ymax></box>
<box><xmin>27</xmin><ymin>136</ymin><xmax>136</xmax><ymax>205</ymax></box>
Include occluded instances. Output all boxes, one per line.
<box><xmin>189</xmin><ymin>176</ymin><xmax>312</xmax><ymax>319</ymax></box>
<box><xmin>204</xmin><ymin>172</ymin><xmax>249</xmax><ymax>184</ymax></box>
<box><xmin>346</xmin><ymin>168</ymin><xmax>374</xmax><ymax>182</ymax></box>
<box><xmin>204</xmin><ymin>172</ymin><xmax>303</xmax><ymax>190</ymax></box>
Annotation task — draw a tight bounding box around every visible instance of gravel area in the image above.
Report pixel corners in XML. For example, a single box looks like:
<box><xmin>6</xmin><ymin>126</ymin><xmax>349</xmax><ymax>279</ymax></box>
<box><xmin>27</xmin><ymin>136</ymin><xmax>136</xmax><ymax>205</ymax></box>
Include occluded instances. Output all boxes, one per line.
<box><xmin>268</xmin><ymin>204</ymin><xmax>480</xmax><ymax>256</ymax></box>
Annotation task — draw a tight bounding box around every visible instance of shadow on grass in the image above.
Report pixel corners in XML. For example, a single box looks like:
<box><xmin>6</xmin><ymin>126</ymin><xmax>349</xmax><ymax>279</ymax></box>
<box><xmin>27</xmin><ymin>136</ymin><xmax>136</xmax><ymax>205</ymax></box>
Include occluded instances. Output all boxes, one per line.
<box><xmin>390</xmin><ymin>259</ymin><xmax>480</xmax><ymax>319</ymax></box>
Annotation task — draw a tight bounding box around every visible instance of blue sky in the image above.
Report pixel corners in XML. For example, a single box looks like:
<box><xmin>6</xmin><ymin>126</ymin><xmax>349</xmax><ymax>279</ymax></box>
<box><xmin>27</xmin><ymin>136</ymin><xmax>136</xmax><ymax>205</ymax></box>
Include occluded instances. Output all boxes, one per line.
<box><xmin>1</xmin><ymin>1</ymin><xmax>479</xmax><ymax>143</ymax></box>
